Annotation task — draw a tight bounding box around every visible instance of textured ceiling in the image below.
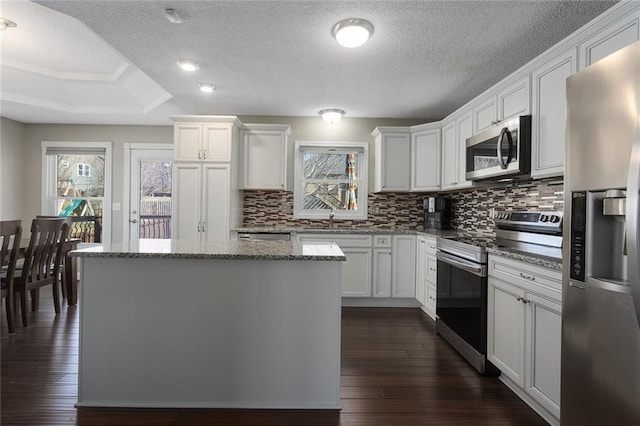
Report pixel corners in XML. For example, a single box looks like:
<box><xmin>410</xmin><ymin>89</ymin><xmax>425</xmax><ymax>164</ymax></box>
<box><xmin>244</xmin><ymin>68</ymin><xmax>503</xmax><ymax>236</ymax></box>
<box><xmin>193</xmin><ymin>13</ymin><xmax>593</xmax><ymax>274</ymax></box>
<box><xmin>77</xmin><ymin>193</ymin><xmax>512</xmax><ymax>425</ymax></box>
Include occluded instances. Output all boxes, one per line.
<box><xmin>2</xmin><ymin>1</ymin><xmax>618</xmax><ymax>125</ymax></box>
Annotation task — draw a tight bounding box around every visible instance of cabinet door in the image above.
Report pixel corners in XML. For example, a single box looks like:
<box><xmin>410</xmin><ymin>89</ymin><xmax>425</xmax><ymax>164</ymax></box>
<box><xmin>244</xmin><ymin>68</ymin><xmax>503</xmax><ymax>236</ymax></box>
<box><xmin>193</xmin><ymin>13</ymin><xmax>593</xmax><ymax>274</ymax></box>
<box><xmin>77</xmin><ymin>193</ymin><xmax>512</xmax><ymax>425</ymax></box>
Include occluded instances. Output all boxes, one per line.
<box><xmin>487</xmin><ymin>278</ymin><xmax>526</xmax><ymax>387</ymax></box>
<box><xmin>203</xmin><ymin>125</ymin><xmax>232</xmax><ymax>162</ymax></box>
<box><xmin>174</xmin><ymin>125</ymin><xmax>202</xmax><ymax>161</ymax></box>
<box><xmin>202</xmin><ymin>164</ymin><xmax>230</xmax><ymax>241</ymax></box>
<box><xmin>441</xmin><ymin>121</ymin><xmax>457</xmax><ymax>190</ymax></box>
<box><xmin>373</xmin><ymin>248</ymin><xmax>392</xmax><ymax>297</ymax></box>
<box><xmin>341</xmin><ymin>248</ymin><xmax>373</xmax><ymax>297</ymax></box>
<box><xmin>425</xmin><ymin>254</ymin><xmax>437</xmax><ymax>284</ymax></box>
<box><xmin>243</xmin><ymin>130</ymin><xmax>286</xmax><ymax>190</ymax></box>
<box><xmin>579</xmin><ymin>10</ymin><xmax>640</xmax><ymax>68</ymax></box>
<box><xmin>498</xmin><ymin>76</ymin><xmax>531</xmax><ymax>122</ymax></box>
<box><xmin>473</xmin><ymin>97</ymin><xmax>498</xmax><ymax>134</ymax></box>
<box><xmin>173</xmin><ymin>163</ymin><xmax>201</xmax><ymax>240</ymax></box>
<box><xmin>415</xmin><ymin>238</ymin><xmax>427</xmax><ymax>304</ymax></box>
<box><xmin>380</xmin><ymin>133</ymin><xmax>411</xmax><ymax>191</ymax></box>
<box><xmin>531</xmin><ymin>49</ymin><xmax>577</xmax><ymax>178</ymax></box>
<box><xmin>455</xmin><ymin>112</ymin><xmax>473</xmax><ymax>189</ymax></box>
<box><xmin>391</xmin><ymin>235</ymin><xmax>416</xmax><ymax>298</ymax></box>
<box><xmin>411</xmin><ymin>129</ymin><xmax>440</xmax><ymax>191</ymax></box>
<box><xmin>525</xmin><ymin>292</ymin><xmax>562</xmax><ymax>419</ymax></box>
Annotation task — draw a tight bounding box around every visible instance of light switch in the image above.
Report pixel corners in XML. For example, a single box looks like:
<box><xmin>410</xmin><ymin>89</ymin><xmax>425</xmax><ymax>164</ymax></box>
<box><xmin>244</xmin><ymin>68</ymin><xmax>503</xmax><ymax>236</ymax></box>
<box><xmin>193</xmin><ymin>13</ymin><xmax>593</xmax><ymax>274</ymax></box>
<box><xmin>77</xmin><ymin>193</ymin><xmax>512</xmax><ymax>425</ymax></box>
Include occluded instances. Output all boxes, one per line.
<box><xmin>112</xmin><ymin>202</ymin><xmax>121</xmax><ymax>211</ymax></box>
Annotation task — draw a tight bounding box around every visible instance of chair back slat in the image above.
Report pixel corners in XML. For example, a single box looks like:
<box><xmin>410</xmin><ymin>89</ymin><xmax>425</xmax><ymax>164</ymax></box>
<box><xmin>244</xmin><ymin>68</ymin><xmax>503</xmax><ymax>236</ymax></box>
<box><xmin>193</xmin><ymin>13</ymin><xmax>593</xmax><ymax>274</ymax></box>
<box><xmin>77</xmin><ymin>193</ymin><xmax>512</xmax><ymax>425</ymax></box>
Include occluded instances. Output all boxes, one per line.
<box><xmin>1</xmin><ymin>220</ymin><xmax>22</xmax><ymax>274</ymax></box>
<box><xmin>23</xmin><ymin>219</ymin><xmax>69</xmax><ymax>283</ymax></box>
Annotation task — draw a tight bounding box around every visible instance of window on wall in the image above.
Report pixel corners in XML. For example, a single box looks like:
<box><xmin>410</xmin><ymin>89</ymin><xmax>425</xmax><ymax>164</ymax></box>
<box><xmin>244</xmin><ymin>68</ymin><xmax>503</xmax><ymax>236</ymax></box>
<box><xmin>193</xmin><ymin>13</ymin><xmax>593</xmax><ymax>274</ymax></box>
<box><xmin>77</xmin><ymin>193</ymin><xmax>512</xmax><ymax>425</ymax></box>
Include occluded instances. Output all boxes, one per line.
<box><xmin>42</xmin><ymin>142</ymin><xmax>112</xmax><ymax>243</ymax></box>
<box><xmin>294</xmin><ymin>141</ymin><xmax>368</xmax><ymax>220</ymax></box>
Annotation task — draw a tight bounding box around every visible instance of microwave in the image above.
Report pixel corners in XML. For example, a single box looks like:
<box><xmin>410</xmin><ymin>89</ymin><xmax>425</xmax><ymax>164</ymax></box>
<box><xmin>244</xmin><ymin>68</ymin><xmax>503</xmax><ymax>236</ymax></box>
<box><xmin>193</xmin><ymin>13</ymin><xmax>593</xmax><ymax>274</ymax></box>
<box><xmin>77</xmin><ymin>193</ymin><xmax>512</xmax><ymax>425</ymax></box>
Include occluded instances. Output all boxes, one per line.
<box><xmin>465</xmin><ymin>115</ymin><xmax>531</xmax><ymax>182</ymax></box>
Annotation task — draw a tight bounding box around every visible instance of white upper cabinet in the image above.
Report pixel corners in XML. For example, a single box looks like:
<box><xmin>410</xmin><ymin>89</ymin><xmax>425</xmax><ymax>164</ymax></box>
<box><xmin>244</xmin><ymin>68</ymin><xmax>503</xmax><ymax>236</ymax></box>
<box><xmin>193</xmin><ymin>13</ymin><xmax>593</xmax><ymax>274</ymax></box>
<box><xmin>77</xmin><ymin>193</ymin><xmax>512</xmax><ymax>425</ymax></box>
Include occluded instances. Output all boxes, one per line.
<box><xmin>440</xmin><ymin>112</ymin><xmax>473</xmax><ymax>191</ymax></box>
<box><xmin>172</xmin><ymin>116</ymin><xmax>240</xmax><ymax>162</ymax></box>
<box><xmin>473</xmin><ymin>76</ymin><xmax>531</xmax><ymax>134</ymax></box>
<box><xmin>410</xmin><ymin>123</ymin><xmax>441</xmax><ymax>192</ymax></box>
<box><xmin>579</xmin><ymin>9</ymin><xmax>640</xmax><ymax>69</ymax></box>
<box><xmin>373</xmin><ymin>127</ymin><xmax>411</xmax><ymax>192</ymax></box>
<box><xmin>531</xmin><ymin>49</ymin><xmax>577</xmax><ymax>179</ymax></box>
<box><xmin>241</xmin><ymin>124</ymin><xmax>290</xmax><ymax>190</ymax></box>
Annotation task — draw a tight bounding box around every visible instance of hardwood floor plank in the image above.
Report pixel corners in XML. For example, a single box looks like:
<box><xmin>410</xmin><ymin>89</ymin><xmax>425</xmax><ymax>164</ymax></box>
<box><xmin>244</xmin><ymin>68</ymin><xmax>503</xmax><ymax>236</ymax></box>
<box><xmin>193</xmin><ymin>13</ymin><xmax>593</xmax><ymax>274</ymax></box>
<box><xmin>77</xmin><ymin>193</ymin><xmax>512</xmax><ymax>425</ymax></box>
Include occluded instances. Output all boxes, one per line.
<box><xmin>2</xmin><ymin>291</ymin><xmax>548</xmax><ymax>425</ymax></box>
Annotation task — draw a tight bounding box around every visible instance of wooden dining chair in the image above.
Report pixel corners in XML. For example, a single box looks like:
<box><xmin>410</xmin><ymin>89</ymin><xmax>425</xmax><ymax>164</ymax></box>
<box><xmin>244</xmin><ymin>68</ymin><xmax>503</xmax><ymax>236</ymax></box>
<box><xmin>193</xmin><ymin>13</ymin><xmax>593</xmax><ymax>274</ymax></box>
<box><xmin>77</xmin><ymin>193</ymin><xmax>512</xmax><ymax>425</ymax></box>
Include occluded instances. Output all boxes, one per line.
<box><xmin>14</xmin><ymin>218</ymin><xmax>69</xmax><ymax>327</ymax></box>
<box><xmin>36</xmin><ymin>216</ymin><xmax>72</xmax><ymax>299</ymax></box>
<box><xmin>1</xmin><ymin>220</ymin><xmax>22</xmax><ymax>334</ymax></box>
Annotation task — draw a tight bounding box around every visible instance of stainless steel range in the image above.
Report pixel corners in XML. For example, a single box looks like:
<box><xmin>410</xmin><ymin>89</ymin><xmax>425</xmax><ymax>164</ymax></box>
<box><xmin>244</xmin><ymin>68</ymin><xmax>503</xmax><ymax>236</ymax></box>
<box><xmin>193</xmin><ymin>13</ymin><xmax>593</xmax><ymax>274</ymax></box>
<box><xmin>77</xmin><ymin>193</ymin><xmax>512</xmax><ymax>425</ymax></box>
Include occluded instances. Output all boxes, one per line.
<box><xmin>435</xmin><ymin>210</ymin><xmax>563</xmax><ymax>375</ymax></box>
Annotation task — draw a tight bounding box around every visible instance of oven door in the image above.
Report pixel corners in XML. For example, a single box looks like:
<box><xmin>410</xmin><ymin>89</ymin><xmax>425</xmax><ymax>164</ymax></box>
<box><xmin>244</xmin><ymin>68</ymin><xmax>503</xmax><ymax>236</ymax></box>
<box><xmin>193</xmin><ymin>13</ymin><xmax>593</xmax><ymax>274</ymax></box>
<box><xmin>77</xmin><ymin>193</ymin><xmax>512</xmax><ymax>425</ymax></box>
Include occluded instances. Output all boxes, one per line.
<box><xmin>436</xmin><ymin>252</ymin><xmax>488</xmax><ymax>354</ymax></box>
<box><xmin>465</xmin><ymin>115</ymin><xmax>531</xmax><ymax>181</ymax></box>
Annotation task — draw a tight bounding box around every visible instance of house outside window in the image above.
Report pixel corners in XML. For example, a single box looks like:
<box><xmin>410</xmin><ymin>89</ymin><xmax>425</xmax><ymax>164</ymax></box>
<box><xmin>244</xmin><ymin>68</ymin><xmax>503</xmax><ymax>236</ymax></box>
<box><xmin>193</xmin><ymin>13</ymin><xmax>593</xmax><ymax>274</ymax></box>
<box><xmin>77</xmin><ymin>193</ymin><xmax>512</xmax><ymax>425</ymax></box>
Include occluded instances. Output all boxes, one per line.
<box><xmin>294</xmin><ymin>141</ymin><xmax>368</xmax><ymax>220</ymax></box>
<box><xmin>77</xmin><ymin>163</ymin><xmax>91</xmax><ymax>177</ymax></box>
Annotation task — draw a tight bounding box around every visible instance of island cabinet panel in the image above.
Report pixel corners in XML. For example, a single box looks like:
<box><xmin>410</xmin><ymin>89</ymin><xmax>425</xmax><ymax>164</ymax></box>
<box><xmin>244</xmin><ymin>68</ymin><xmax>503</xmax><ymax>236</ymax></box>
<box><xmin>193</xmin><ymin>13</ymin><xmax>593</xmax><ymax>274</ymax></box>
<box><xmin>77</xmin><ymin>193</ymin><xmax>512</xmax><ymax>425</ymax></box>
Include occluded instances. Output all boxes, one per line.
<box><xmin>76</xmin><ymin>255</ymin><xmax>342</xmax><ymax>409</ymax></box>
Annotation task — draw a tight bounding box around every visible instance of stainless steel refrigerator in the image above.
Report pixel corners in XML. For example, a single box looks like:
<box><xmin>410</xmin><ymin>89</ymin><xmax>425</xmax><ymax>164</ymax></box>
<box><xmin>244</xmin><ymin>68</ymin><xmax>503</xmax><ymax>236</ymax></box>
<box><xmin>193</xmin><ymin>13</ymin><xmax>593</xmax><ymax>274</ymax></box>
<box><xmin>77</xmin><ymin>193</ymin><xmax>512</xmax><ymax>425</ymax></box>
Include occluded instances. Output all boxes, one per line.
<box><xmin>563</xmin><ymin>40</ymin><xmax>640</xmax><ymax>425</ymax></box>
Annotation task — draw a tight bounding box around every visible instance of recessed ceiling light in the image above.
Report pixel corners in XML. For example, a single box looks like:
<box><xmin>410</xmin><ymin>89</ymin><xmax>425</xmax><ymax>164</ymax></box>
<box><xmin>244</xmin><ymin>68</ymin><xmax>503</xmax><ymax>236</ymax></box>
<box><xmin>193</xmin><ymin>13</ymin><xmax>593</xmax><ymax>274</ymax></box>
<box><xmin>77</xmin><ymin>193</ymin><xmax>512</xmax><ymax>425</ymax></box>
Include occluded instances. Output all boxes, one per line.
<box><xmin>0</xmin><ymin>18</ymin><xmax>17</xmax><ymax>31</ymax></box>
<box><xmin>176</xmin><ymin>59</ymin><xmax>199</xmax><ymax>72</ymax></box>
<box><xmin>164</xmin><ymin>8</ymin><xmax>182</xmax><ymax>24</ymax></box>
<box><xmin>319</xmin><ymin>109</ymin><xmax>345</xmax><ymax>124</ymax></box>
<box><xmin>198</xmin><ymin>83</ymin><xmax>216</xmax><ymax>93</ymax></box>
<box><xmin>331</xmin><ymin>18</ymin><xmax>373</xmax><ymax>48</ymax></box>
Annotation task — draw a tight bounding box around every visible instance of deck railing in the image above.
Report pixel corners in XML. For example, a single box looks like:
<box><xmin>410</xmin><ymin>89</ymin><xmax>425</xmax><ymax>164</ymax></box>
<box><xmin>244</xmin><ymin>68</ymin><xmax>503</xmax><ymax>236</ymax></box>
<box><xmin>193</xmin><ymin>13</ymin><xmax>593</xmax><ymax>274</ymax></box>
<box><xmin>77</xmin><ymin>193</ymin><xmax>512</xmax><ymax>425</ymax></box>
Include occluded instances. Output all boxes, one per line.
<box><xmin>139</xmin><ymin>215</ymin><xmax>171</xmax><ymax>239</ymax></box>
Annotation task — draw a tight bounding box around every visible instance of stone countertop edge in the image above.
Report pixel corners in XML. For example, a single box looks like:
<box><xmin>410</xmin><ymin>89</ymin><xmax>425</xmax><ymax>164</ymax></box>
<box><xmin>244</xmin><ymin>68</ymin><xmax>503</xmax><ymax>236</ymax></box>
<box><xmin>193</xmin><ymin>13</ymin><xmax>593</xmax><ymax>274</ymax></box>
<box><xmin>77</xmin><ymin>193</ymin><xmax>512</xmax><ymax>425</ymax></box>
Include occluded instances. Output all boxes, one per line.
<box><xmin>69</xmin><ymin>239</ymin><xmax>346</xmax><ymax>262</ymax></box>
<box><xmin>486</xmin><ymin>247</ymin><xmax>562</xmax><ymax>271</ymax></box>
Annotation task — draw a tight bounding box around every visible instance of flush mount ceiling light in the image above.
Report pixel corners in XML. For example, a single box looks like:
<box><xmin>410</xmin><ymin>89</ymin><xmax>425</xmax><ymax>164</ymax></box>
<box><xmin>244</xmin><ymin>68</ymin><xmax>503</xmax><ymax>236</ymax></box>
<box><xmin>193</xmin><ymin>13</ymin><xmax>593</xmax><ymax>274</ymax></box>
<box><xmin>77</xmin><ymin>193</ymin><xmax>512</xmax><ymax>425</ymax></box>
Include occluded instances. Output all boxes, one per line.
<box><xmin>331</xmin><ymin>18</ymin><xmax>373</xmax><ymax>48</ymax></box>
<box><xmin>164</xmin><ymin>8</ymin><xmax>182</xmax><ymax>24</ymax></box>
<box><xmin>320</xmin><ymin>109</ymin><xmax>345</xmax><ymax>124</ymax></box>
<box><xmin>198</xmin><ymin>83</ymin><xmax>216</xmax><ymax>93</ymax></box>
<box><xmin>0</xmin><ymin>18</ymin><xmax>17</xmax><ymax>31</ymax></box>
<box><xmin>176</xmin><ymin>59</ymin><xmax>199</xmax><ymax>72</ymax></box>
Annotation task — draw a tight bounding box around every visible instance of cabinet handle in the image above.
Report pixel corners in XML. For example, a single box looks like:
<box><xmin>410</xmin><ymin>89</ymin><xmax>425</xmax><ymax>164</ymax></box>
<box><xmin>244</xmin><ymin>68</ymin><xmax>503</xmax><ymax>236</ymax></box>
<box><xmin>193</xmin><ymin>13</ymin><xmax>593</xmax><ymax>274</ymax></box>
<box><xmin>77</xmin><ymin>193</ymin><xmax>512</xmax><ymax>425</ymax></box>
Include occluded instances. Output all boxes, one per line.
<box><xmin>430</xmin><ymin>296</ymin><xmax>436</xmax><ymax>301</ymax></box>
<box><xmin>198</xmin><ymin>150</ymin><xmax>202</xmax><ymax>160</ymax></box>
<box><xmin>203</xmin><ymin>149</ymin><xmax>207</xmax><ymax>159</ymax></box>
<box><xmin>429</xmin><ymin>267</ymin><xmax>436</xmax><ymax>272</ymax></box>
<box><xmin>202</xmin><ymin>221</ymin><xmax>206</xmax><ymax>232</ymax></box>
<box><xmin>197</xmin><ymin>222</ymin><xmax>201</xmax><ymax>232</ymax></box>
<box><xmin>516</xmin><ymin>296</ymin><xmax>522</xmax><ymax>302</ymax></box>
<box><xmin>519</xmin><ymin>272</ymin><xmax>536</xmax><ymax>281</ymax></box>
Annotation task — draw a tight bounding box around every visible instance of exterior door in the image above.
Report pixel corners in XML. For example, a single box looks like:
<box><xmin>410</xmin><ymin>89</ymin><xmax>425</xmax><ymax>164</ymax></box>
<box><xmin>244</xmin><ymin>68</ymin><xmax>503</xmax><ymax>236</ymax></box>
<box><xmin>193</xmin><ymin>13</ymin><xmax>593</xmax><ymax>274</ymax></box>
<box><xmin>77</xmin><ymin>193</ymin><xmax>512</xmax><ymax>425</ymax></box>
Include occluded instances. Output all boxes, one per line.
<box><xmin>129</xmin><ymin>149</ymin><xmax>173</xmax><ymax>239</ymax></box>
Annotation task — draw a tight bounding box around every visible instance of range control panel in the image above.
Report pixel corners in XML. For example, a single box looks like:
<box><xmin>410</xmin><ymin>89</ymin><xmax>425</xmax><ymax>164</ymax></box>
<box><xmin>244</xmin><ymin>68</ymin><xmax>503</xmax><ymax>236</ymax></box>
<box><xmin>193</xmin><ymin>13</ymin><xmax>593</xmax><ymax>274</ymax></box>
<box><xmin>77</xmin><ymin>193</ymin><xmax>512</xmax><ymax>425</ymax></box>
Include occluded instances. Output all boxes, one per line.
<box><xmin>495</xmin><ymin>210</ymin><xmax>563</xmax><ymax>233</ymax></box>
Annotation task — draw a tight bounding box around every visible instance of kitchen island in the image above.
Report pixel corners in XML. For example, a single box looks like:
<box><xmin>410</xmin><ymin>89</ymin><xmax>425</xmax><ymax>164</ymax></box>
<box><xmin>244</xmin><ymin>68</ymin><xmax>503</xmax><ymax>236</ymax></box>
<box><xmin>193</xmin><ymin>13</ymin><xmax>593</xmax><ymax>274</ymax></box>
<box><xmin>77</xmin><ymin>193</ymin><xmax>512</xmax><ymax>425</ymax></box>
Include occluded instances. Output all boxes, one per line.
<box><xmin>69</xmin><ymin>239</ymin><xmax>345</xmax><ymax>409</ymax></box>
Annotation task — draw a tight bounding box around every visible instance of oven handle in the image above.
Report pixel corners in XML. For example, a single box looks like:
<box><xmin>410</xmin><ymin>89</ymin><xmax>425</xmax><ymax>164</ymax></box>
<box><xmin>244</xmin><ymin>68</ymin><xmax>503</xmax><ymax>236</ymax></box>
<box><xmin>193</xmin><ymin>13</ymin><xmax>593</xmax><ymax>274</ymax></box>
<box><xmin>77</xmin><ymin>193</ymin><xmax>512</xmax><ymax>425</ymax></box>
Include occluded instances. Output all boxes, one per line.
<box><xmin>436</xmin><ymin>251</ymin><xmax>486</xmax><ymax>277</ymax></box>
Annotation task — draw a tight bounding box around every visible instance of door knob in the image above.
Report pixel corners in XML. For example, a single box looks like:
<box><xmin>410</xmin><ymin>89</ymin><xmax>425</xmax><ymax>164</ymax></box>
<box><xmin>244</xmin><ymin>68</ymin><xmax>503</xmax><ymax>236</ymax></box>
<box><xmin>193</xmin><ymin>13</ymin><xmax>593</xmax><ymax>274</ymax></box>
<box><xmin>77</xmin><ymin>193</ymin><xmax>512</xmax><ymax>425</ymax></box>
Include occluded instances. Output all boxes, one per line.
<box><xmin>130</xmin><ymin>219</ymin><xmax>138</xmax><ymax>224</ymax></box>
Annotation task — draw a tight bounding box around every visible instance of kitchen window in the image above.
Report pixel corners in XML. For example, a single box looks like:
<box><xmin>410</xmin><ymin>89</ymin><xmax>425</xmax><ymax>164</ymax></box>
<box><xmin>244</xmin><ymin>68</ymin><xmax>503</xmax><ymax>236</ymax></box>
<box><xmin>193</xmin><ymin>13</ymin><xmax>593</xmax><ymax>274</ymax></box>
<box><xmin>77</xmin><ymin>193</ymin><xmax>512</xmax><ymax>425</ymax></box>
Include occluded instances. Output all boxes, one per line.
<box><xmin>42</xmin><ymin>141</ymin><xmax>112</xmax><ymax>243</ymax></box>
<box><xmin>293</xmin><ymin>141</ymin><xmax>368</xmax><ymax>220</ymax></box>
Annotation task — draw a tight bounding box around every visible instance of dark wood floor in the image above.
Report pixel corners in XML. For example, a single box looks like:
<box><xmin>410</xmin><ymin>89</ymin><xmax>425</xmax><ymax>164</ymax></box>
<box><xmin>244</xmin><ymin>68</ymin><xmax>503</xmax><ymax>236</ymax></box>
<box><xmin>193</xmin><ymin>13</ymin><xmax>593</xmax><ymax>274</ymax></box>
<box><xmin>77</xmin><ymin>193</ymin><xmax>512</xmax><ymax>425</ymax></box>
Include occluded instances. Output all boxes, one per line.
<box><xmin>1</xmin><ymin>291</ymin><xmax>547</xmax><ymax>425</ymax></box>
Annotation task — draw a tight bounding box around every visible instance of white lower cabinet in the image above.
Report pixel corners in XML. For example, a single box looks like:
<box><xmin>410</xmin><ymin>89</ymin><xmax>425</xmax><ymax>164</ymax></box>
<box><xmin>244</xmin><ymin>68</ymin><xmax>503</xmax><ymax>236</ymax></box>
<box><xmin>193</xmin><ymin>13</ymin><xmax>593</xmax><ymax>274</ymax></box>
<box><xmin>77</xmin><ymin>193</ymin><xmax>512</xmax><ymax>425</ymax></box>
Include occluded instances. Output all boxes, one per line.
<box><xmin>416</xmin><ymin>235</ymin><xmax>437</xmax><ymax>319</ymax></box>
<box><xmin>392</xmin><ymin>235</ymin><xmax>416</xmax><ymax>298</ymax></box>
<box><xmin>341</xmin><ymin>247</ymin><xmax>373</xmax><ymax>297</ymax></box>
<box><xmin>487</xmin><ymin>254</ymin><xmax>561</xmax><ymax>425</ymax></box>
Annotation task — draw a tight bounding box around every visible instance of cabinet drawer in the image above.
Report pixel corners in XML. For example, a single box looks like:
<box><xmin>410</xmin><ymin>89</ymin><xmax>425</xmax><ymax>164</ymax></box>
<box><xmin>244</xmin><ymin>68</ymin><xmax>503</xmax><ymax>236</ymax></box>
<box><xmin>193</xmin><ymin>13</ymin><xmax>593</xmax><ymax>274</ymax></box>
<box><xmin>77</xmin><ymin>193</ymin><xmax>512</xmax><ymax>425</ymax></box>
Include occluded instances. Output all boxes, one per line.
<box><xmin>488</xmin><ymin>255</ymin><xmax>561</xmax><ymax>302</ymax></box>
<box><xmin>425</xmin><ymin>237</ymin><xmax>438</xmax><ymax>255</ymax></box>
<box><xmin>426</xmin><ymin>254</ymin><xmax>437</xmax><ymax>283</ymax></box>
<box><xmin>374</xmin><ymin>235</ymin><xmax>392</xmax><ymax>247</ymax></box>
<box><xmin>297</xmin><ymin>233</ymin><xmax>373</xmax><ymax>248</ymax></box>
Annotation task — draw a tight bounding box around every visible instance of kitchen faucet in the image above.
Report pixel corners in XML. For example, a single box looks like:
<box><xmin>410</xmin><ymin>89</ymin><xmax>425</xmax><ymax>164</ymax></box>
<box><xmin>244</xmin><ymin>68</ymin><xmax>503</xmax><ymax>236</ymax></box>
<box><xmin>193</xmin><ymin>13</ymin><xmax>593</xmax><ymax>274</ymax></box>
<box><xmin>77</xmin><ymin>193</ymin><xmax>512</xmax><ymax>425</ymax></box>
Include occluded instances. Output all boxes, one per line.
<box><xmin>329</xmin><ymin>209</ymin><xmax>335</xmax><ymax>228</ymax></box>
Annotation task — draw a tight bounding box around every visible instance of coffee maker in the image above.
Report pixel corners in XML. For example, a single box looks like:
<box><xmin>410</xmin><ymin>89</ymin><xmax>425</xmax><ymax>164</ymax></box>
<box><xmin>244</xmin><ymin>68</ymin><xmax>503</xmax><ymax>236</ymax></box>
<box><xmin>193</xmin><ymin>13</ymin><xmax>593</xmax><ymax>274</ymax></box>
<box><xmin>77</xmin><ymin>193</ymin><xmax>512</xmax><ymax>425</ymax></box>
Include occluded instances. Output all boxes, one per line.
<box><xmin>423</xmin><ymin>196</ymin><xmax>452</xmax><ymax>230</ymax></box>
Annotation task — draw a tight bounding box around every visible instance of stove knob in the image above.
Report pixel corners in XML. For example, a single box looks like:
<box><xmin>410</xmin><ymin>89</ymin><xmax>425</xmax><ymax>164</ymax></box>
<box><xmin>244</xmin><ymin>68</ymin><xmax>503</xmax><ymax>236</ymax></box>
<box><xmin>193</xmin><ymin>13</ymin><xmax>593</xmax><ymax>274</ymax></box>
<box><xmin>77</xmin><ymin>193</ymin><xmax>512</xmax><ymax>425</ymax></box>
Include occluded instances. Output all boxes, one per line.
<box><xmin>550</xmin><ymin>215</ymin><xmax>560</xmax><ymax>223</ymax></box>
<box><xmin>540</xmin><ymin>215</ymin><xmax>549</xmax><ymax>222</ymax></box>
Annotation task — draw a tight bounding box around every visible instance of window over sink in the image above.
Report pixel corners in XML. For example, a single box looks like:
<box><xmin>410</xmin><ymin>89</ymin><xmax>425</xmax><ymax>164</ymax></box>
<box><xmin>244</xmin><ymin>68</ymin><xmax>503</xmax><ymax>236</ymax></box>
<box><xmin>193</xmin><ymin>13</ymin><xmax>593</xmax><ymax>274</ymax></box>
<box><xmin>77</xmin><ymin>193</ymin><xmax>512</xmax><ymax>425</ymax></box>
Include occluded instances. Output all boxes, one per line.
<box><xmin>293</xmin><ymin>141</ymin><xmax>368</xmax><ymax>220</ymax></box>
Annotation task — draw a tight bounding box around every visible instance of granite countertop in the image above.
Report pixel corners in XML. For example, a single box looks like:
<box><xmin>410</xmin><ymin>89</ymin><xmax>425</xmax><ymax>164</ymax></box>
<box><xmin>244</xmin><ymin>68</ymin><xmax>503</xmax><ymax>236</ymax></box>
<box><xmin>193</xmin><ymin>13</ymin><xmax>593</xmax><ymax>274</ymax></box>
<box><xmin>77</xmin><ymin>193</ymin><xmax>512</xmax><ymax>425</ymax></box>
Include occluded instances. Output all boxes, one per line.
<box><xmin>69</xmin><ymin>239</ymin><xmax>346</xmax><ymax>261</ymax></box>
<box><xmin>485</xmin><ymin>246</ymin><xmax>562</xmax><ymax>271</ymax></box>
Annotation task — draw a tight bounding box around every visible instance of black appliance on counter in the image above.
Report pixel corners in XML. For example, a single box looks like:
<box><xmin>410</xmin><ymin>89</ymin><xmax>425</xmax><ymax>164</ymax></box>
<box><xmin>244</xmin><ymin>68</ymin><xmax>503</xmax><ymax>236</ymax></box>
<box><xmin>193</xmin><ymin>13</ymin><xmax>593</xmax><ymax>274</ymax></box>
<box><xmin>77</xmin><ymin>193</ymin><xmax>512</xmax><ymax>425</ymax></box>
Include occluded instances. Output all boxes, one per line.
<box><xmin>423</xmin><ymin>196</ymin><xmax>452</xmax><ymax>230</ymax></box>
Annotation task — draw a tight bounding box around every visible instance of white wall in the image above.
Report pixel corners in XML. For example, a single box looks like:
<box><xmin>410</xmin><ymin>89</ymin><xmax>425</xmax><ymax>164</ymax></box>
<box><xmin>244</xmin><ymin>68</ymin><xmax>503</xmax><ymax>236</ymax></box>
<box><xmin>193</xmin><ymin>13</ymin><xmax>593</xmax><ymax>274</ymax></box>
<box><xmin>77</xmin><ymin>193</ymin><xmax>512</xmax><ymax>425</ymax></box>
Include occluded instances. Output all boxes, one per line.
<box><xmin>0</xmin><ymin>117</ymin><xmax>26</xmax><ymax>222</ymax></box>
<box><xmin>22</xmin><ymin>124</ymin><xmax>173</xmax><ymax>242</ymax></box>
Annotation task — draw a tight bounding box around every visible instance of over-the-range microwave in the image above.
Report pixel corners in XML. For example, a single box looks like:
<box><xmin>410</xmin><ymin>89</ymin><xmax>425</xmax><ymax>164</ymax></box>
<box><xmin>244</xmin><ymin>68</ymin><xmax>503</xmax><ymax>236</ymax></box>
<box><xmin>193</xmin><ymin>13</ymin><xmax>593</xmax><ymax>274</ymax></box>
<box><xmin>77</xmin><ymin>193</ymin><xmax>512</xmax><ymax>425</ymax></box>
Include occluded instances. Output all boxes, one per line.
<box><xmin>465</xmin><ymin>115</ymin><xmax>531</xmax><ymax>182</ymax></box>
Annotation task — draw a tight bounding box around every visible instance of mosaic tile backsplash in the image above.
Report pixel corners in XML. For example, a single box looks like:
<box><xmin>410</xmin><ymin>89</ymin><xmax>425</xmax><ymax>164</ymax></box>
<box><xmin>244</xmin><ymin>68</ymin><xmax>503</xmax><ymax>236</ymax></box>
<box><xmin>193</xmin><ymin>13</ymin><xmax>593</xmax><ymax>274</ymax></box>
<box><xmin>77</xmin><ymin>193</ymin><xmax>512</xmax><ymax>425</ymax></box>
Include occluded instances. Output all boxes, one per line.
<box><xmin>242</xmin><ymin>178</ymin><xmax>564</xmax><ymax>233</ymax></box>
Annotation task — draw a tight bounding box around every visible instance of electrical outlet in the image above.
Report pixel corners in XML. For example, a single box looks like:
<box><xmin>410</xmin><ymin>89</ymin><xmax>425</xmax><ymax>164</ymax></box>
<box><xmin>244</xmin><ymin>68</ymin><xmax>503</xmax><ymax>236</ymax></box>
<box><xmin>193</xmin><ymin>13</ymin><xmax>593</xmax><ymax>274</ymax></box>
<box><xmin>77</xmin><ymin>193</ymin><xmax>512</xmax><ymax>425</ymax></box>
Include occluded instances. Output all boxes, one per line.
<box><xmin>370</xmin><ymin>205</ymin><xmax>380</xmax><ymax>215</ymax></box>
<box><xmin>488</xmin><ymin>207</ymin><xmax>496</xmax><ymax>219</ymax></box>
<box><xmin>112</xmin><ymin>202</ymin><xmax>121</xmax><ymax>211</ymax></box>
<box><xmin>281</xmin><ymin>203</ymin><xmax>292</xmax><ymax>214</ymax></box>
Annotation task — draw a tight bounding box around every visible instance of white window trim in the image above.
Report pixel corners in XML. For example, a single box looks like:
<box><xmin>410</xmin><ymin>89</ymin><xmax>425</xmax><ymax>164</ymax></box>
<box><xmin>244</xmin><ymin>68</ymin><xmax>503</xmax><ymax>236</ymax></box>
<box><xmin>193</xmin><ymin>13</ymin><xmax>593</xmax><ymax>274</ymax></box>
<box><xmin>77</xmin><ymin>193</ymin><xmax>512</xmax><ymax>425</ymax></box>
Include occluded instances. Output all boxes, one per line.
<box><xmin>293</xmin><ymin>140</ymin><xmax>368</xmax><ymax>221</ymax></box>
<box><xmin>41</xmin><ymin>141</ymin><xmax>113</xmax><ymax>244</ymax></box>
